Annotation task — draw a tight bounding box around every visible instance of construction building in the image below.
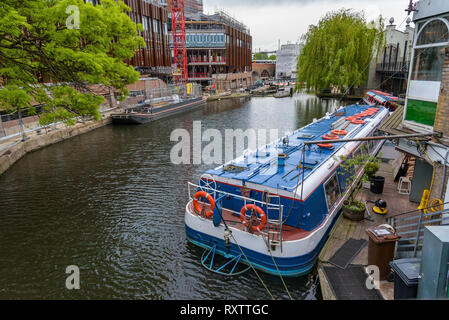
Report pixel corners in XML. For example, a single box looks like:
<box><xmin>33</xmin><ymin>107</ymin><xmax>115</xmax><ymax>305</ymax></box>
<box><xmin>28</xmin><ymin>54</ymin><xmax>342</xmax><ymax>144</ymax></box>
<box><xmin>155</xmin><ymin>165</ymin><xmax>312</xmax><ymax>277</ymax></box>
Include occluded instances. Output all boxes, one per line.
<box><xmin>121</xmin><ymin>0</ymin><xmax>172</xmax><ymax>79</ymax></box>
<box><xmin>183</xmin><ymin>0</ymin><xmax>203</xmax><ymax>19</ymax></box>
<box><xmin>275</xmin><ymin>43</ymin><xmax>302</xmax><ymax>80</ymax></box>
<box><xmin>173</xmin><ymin>10</ymin><xmax>253</xmax><ymax>90</ymax></box>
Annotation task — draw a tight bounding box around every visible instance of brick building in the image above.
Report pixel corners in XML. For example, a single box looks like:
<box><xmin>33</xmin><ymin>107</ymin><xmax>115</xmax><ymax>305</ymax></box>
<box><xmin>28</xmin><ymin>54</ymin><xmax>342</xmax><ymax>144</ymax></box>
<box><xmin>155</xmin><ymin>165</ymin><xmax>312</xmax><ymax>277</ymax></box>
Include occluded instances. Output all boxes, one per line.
<box><xmin>121</xmin><ymin>0</ymin><xmax>172</xmax><ymax>78</ymax></box>
<box><xmin>379</xmin><ymin>0</ymin><xmax>449</xmax><ymax>220</ymax></box>
<box><xmin>366</xmin><ymin>18</ymin><xmax>415</xmax><ymax>96</ymax></box>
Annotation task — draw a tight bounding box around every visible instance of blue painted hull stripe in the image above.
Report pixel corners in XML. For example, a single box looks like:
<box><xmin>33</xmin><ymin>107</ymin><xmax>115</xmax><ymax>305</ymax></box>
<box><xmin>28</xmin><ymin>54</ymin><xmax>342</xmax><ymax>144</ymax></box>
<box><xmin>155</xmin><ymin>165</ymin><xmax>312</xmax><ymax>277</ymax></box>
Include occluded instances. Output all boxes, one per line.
<box><xmin>185</xmin><ymin>208</ymin><xmax>341</xmax><ymax>277</ymax></box>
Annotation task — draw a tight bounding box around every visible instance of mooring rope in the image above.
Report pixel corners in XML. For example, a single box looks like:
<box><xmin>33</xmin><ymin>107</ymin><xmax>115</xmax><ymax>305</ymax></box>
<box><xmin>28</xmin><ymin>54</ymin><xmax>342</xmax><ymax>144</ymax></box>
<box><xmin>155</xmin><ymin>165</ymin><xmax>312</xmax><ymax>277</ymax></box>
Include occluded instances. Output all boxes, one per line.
<box><xmin>266</xmin><ymin>241</ymin><xmax>293</xmax><ymax>300</ymax></box>
<box><xmin>228</xmin><ymin>231</ymin><xmax>275</xmax><ymax>300</ymax></box>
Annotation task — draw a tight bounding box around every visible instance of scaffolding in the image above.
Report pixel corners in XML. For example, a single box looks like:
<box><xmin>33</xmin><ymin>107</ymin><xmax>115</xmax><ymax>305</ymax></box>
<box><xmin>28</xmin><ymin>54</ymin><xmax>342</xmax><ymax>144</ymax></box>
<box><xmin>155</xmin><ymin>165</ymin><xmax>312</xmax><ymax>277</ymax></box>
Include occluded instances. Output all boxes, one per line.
<box><xmin>170</xmin><ymin>0</ymin><xmax>188</xmax><ymax>83</ymax></box>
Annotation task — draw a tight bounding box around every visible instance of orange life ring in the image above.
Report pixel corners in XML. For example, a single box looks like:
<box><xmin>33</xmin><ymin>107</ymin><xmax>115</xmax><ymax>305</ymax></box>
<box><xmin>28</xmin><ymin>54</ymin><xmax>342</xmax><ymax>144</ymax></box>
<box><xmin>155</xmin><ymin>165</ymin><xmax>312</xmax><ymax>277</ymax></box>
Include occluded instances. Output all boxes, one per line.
<box><xmin>351</xmin><ymin>119</ymin><xmax>366</xmax><ymax>125</ymax></box>
<box><xmin>240</xmin><ymin>204</ymin><xmax>267</xmax><ymax>232</ymax></box>
<box><xmin>317</xmin><ymin>143</ymin><xmax>334</xmax><ymax>149</ymax></box>
<box><xmin>193</xmin><ymin>191</ymin><xmax>215</xmax><ymax>218</ymax></box>
<box><xmin>331</xmin><ymin>129</ymin><xmax>347</xmax><ymax>136</ymax></box>
<box><xmin>322</xmin><ymin>134</ymin><xmax>339</xmax><ymax>140</ymax></box>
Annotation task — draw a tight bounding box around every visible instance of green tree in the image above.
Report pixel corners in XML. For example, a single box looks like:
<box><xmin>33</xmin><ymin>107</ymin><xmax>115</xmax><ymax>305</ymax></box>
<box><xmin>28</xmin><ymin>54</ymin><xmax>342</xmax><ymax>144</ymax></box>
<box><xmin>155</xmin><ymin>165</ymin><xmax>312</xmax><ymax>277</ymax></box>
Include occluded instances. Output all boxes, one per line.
<box><xmin>268</xmin><ymin>54</ymin><xmax>276</xmax><ymax>60</ymax></box>
<box><xmin>0</xmin><ymin>0</ymin><xmax>144</xmax><ymax>125</ymax></box>
<box><xmin>253</xmin><ymin>52</ymin><xmax>268</xmax><ymax>60</ymax></box>
<box><xmin>296</xmin><ymin>9</ymin><xmax>384</xmax><ymax>94</ymax></box>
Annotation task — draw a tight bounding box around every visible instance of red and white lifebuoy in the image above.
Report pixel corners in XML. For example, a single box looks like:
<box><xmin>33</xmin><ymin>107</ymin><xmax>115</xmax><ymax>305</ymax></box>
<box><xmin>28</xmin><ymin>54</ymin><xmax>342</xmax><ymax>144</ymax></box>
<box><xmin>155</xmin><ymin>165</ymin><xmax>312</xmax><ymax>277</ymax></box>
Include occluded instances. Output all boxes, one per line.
<box><xmin>193</xmin><ymin>191</ymin><xmax>215</xmax><ymax>218</ymax></box>
<box><xmin>322</xmin><ymin>134</ymin><xmax>339</xmax><ymax>140</ymax></box>
<box><xmin>240</xmin><ymin>204</ymin><xmax>267</xmax><ymax>232</ymax></box>
<box><xmin>317</xmin><ymin>143</ymin><xmax>334</xmax><ymax>149</ymax></box>
<box><xmin>331</xmin><ymin>129</ymin><xmax>348</xmax><ymax>136</ymax></box>
<box><xmin>351</xmin><ymin>119</ymin><xmax>366</xmax><ymax>125</ymax></box>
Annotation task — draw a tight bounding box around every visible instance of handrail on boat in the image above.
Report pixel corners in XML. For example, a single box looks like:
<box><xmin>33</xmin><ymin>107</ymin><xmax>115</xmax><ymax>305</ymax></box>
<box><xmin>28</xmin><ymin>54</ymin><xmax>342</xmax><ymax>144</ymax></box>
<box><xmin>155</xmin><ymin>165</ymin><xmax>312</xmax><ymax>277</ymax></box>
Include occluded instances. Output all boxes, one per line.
<box><xmin>187</xmin><ymin>182</ymin><xmax>284</xmax><ymax>244</ymax></box>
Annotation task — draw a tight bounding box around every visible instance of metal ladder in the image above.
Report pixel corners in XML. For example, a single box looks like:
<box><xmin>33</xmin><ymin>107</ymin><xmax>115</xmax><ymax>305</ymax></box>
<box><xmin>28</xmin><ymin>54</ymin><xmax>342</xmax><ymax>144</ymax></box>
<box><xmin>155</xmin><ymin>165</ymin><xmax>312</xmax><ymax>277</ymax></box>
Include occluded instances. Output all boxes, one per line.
<box><xmin>264</xmin><ymin>193</ymin><xmax>283</xmax><ymax>251</ymax></box>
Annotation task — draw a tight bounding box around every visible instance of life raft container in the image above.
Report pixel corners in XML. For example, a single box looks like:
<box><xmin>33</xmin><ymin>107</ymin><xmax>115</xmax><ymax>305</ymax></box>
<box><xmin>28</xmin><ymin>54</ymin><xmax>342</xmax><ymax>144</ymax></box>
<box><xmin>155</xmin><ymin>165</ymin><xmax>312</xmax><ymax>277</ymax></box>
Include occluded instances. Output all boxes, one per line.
<box><xmin>193</xmin><ymin>191</ymin><xmax>215</xmax><ymax>218</ymax></box>
<box><xmin>240</xmin><ymin>204</ymin><xmax>267</xmax><ymax>232</ymax></box>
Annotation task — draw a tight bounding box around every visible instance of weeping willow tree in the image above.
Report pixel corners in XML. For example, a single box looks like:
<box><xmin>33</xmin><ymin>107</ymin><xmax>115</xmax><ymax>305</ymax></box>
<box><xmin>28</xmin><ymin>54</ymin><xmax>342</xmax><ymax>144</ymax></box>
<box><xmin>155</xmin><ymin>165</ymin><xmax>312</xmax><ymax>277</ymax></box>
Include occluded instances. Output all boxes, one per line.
<box><xmin>296</xmin><ymin>9</ymin><xmax>385</xmax><ymax>94</ymax></box>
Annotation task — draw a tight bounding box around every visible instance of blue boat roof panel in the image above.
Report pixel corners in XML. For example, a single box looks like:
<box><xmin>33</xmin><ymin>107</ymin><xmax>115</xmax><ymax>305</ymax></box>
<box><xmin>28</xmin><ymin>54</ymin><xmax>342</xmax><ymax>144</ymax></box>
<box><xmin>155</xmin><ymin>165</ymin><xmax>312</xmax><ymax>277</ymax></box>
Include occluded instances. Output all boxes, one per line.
<box><xmin>207</xmin><ymin>104</ymin><xmax>383</xmax><ymax>191</ymax></box>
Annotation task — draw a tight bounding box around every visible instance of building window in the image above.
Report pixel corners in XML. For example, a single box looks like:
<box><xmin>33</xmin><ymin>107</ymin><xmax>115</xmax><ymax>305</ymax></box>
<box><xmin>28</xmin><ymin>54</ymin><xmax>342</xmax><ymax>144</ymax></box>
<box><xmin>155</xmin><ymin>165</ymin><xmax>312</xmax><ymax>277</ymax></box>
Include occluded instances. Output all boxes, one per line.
<box><xmin>405</xmin><ymin>17</ymin><xmax>449</xmax><ymax>129</ymax></box>
<box><xmin>142</xmin><ymin>16</ymin><xmax>150</xmax><ymax>32</ymax></box>
<box><xmin>411</xmin><ymin>18</ymin><xmax>449</xmax><ymax>81</ymax></box>
<box><xmin>153</xmin><ymin>19</ymin><xmax>160</xmax><ymax>33</ymax></box>
<box><xmin>324</xmin><ymin>174</ymin><xmax>341</xmax><ymax>210</ymax></box>
<box><xmin>411</xmin><ymin>46</ymin><xmax>446</xmax><ymax>81</ymax></box>
<box><xmin>416</xmin><ymin>19</ymin><xmax>449</xmax><ymax>46</ymax></box>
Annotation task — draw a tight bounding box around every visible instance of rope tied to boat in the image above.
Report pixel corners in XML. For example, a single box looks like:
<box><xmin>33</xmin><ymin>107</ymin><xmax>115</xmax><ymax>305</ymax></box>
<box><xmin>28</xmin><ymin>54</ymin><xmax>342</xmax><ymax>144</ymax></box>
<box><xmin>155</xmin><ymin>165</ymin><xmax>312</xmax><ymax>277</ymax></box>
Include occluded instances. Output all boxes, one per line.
<box><xmin>246</xmin><ymin>210</ymin><xmax>259</xmax><ymax>234</ymax></box>
<box><xmin>227</xmin><ymin>230</ymin><xmax>275</xmax><ymax>300</ymax></box>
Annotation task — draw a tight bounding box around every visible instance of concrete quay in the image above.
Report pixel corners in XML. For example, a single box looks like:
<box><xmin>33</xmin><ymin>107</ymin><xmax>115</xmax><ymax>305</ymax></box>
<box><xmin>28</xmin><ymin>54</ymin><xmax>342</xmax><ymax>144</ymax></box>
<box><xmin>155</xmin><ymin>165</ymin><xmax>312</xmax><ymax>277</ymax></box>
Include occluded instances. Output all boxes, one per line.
<box><xmin>0</xmin><ymin>111</ymin><xmax>116</xmax><ymax>176</ymax></box>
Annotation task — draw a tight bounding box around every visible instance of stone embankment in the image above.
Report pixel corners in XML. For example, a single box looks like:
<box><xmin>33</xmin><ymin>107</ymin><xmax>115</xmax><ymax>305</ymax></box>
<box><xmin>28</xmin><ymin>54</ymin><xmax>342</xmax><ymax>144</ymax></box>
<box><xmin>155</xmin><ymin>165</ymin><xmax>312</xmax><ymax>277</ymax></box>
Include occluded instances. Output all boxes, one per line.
<box><xmin>0</xmin><ymin>114</ymin><xmax>113</xmax><ymax>176</ymax></box>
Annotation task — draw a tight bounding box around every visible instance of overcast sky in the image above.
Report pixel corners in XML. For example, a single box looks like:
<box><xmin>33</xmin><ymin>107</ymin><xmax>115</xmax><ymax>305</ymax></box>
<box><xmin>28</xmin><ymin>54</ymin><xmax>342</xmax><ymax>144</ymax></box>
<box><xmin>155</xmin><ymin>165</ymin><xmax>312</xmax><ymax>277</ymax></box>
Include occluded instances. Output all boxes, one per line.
<box><xmin>203</xmin><ymin>0</ymin><xmax>413</xmax><ymax>51</ymax></box>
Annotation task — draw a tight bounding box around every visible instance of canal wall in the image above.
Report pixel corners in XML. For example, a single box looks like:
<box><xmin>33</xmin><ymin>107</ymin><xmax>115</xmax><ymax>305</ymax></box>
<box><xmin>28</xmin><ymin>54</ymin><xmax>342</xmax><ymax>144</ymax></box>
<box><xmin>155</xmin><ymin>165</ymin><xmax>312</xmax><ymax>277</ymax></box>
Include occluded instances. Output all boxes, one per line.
<box><xmin>0</xmin><ymin>116</ymin><xmax>112</xmax><ymax>176</ymax></box>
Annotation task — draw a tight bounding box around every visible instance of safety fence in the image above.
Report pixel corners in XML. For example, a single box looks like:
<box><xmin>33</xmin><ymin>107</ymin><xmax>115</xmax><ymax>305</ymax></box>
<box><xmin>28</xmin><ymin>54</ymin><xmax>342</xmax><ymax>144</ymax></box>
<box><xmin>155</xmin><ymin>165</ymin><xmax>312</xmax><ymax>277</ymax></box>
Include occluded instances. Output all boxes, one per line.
<box><xmin>388</xmin><ymin>203</ymin><xmax>449</xmax><ymax>258</ymax></box>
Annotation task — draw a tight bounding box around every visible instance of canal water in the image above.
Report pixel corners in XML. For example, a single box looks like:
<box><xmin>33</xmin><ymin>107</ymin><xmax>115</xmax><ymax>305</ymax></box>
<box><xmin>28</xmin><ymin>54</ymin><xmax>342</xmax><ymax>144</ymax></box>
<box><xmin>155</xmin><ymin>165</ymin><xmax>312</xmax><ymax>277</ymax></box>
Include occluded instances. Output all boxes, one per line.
<box><xmin>0</xmin><ymin>93</ymin><xmax>342</xmax><ymax>299</ymax></box>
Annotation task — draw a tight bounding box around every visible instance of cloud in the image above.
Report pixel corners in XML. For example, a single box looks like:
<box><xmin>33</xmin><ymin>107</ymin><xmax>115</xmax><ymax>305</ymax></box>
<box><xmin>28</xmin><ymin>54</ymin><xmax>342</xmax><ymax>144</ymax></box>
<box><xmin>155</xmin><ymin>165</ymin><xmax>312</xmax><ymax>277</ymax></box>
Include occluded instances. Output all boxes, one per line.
<box><xmin>205</xmin><ymin>0</ymin><xmax>374</xmax><ymax>8</ymax></box>
<box><xmin>202</xmin><ymin>0</ymin><xmax>411</xmax><ymax>51</ymax></box>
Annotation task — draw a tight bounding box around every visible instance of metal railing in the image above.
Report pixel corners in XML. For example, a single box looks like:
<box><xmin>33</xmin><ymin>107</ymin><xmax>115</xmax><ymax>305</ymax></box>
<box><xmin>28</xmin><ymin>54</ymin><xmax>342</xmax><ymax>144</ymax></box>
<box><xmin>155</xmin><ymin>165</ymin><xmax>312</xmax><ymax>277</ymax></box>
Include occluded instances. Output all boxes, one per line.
<box><xmin>188</xmin><ymin>57</ymin><xmax>226</xmax><ymax>63</ymax></box>
<box><xmin>376</xmin><ymin>61</ymin><xmax>410</xmax><ymax>73</ymax></box>
<box><xmin>188</xmin><ymin>72</ymin><xmax>211</xmax><ymax>79</ymax></box>
<box><xmin>388</xmin><ymin>204</ymin><xmax>449</xmax><ymax>257</ymax></box>
<box><xmin>187</xmin><ymin>182</ymin><xmax>284</xmax><ymax>247</ymax></box>
<box><xmin>124</xmin><ymin>83</ymin><xmax>202</xmax><ymax>109</ymax></box>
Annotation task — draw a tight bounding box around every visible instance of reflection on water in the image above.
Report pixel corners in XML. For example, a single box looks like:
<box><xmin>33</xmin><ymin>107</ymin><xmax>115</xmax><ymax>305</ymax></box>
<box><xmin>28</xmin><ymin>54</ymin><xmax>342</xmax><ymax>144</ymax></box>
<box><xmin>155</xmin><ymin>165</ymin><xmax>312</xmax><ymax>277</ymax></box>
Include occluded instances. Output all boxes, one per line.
<box><xmin>0</xmin><ymin>93</ymin><xmax>343</xmax><ymax>299</ymax></box>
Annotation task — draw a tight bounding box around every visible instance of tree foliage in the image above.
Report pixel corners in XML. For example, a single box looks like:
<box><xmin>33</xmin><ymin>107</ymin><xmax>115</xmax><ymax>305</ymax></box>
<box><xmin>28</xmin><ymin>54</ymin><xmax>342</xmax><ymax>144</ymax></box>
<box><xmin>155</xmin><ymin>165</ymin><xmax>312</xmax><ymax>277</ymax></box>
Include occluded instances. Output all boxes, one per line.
<box><xmin>0</xmin><ymin>0</ymin><xmax>144</xmax><ymax>124</ymax></box>
<box><xmin>253</xmin><ymin>53</ymin><xmax>276</xmax><ymax>61</ymax></box>
<box><xmin>296</xmin><ymin>9</ymin><xmax>385</xmax><ymax>92</ymax></box>
<box><xmin>253</xmin><ymin>52</ymin><xmax>268</xmax><ymax>60</ymax></box>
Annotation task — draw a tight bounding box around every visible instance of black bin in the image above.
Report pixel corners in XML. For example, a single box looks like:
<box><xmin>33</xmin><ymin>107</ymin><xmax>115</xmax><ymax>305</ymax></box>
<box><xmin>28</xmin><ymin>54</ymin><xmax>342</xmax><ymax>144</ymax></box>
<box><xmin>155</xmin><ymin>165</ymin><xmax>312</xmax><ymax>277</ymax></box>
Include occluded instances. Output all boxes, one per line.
<box><xmin>389</xmin><ymin>258</ymin><xmax>421</xmax><ymax>300</ymax></box>
<box><xmin>370</xmin><ymin>176</ymin><xmax>385</xmax><ymax>194</ymax></box>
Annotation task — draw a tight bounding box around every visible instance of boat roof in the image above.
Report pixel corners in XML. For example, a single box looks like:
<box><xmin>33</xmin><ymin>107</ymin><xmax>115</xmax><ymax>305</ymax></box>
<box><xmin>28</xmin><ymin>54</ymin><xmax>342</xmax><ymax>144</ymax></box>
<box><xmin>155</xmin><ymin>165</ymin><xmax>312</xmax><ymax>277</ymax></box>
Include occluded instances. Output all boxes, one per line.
<box><xmin>207</xmin><ymin>104</ymin><xmax>384</xmax><ymax>192</ymax></box>
<box><xmin>367</xmin><ymin>90</ymin><xmax>399</xmax><ymax>103</ymax></box>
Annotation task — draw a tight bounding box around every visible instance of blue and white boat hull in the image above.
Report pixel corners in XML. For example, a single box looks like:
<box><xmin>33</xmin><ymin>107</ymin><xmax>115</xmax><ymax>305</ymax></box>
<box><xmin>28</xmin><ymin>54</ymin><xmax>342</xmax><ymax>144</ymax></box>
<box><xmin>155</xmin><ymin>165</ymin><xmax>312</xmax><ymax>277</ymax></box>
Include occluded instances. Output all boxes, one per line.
<box><xmin>185</xmin><ymin>199</ymin><xmax>343</xmax><ymax>277</ymax></box>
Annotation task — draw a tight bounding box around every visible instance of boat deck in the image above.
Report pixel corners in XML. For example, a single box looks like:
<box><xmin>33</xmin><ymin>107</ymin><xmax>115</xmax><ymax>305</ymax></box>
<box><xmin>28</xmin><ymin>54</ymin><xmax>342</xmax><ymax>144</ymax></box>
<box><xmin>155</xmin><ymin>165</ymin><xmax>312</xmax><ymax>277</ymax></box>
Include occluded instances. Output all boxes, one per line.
<box><xmin>206</xmin><ymin>104</ymin><xmax>387</xmax><ymax>191</ymax></box>
<box><xmin>191</xmin><ymin>202</ymin><xmax>311</xmax><ymax>241</ymax></box>
<box><xmin>317</xmin><ymin>143</ymin><xmax>418</xmax><ymax>300</ymax></box>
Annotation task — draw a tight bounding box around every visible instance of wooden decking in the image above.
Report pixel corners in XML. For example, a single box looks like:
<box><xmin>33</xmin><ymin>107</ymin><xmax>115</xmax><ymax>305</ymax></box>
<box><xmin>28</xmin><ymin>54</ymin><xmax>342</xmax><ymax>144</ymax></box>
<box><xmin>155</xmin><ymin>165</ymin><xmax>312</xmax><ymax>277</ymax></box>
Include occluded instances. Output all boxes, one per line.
<box><xmin>318</xmin><ymin>143</ymin><xmax>418</xmax><ymax>300</ymax></box>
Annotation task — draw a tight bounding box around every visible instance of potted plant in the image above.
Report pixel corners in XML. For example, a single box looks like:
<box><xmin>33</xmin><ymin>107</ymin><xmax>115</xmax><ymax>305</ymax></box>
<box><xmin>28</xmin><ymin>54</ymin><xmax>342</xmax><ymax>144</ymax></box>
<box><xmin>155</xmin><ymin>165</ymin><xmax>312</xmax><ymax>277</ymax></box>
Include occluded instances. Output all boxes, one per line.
<box><xmin>363</xmin><ymin>161</ymin><xmax>380</xmax><ymax>189</ymax></box>
<box><xmin>339</xmin><ymin>147</ymin><xmax>382</xmax><ymax>221</ymax></box>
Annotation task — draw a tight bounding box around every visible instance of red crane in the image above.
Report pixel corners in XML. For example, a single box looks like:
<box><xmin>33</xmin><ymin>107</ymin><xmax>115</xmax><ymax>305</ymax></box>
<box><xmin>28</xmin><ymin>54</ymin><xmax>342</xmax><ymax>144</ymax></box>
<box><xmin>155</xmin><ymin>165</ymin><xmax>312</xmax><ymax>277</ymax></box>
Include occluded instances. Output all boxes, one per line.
<box><xmin>169</xmin><ymin>0</ymin><xmax>188</xmax><ymax>83</ymax></box>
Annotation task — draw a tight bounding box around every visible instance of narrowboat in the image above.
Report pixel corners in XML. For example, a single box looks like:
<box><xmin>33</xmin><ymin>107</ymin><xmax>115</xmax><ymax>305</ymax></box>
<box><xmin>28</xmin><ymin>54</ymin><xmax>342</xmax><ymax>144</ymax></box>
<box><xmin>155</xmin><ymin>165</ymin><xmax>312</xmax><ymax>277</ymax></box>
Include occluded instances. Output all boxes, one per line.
<box><xmin>185</xmin><ymin>104</ymin><xmax>389</xmax><ymax>277</ymax></box>
<box><xmin>112</xmin><ymin>96</ymin><xmax>206</xmax><ymax>125</ymax></box>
